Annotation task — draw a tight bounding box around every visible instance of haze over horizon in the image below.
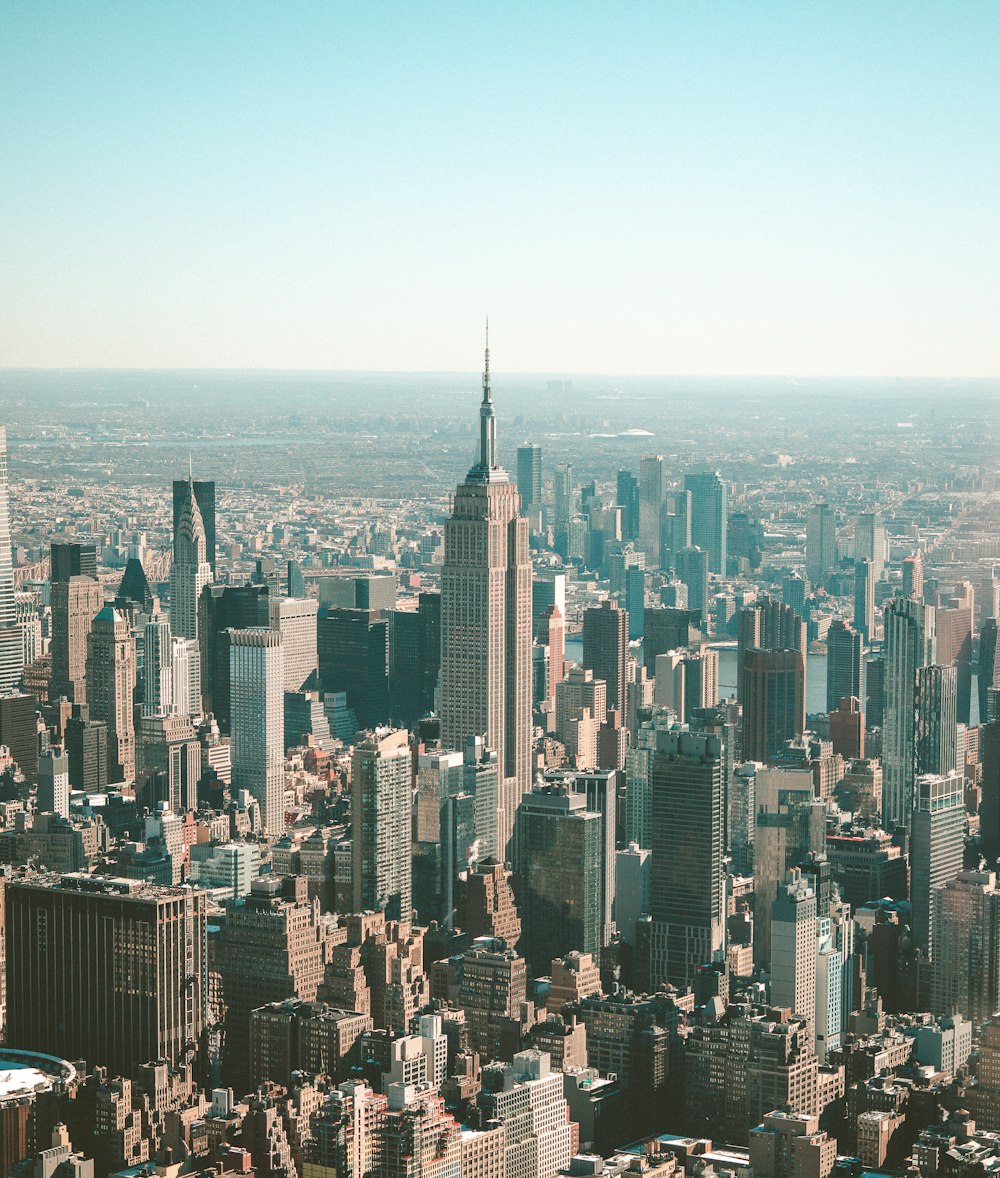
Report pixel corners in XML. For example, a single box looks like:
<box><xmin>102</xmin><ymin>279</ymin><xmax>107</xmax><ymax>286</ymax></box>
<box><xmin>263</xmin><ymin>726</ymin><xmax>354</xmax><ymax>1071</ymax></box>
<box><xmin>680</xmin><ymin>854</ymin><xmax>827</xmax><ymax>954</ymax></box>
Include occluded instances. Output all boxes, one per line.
<box><xmin>3</xmin><ymin>2</ymin><xmax>999</xmax><ymax>378</ymax></box>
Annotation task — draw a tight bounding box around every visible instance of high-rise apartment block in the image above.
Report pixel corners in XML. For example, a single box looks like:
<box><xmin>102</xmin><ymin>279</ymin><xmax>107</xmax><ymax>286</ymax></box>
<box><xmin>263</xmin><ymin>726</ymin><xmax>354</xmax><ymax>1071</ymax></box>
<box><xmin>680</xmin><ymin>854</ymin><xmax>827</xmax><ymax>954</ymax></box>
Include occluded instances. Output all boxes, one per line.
<box><xmin>352</xmin><ymin>728</ymin><xmax>413</xmax><ymax>922</ymax></box>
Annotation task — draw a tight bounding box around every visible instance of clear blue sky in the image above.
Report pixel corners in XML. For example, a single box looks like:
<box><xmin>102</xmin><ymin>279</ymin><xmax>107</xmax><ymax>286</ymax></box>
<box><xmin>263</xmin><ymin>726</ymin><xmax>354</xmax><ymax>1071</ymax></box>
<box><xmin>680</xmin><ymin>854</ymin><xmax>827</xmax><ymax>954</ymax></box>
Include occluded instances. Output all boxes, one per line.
<box><xmin>2</xmin><ymin>2</ymin><xmax>998</xmax><ymax>376</ymax></box>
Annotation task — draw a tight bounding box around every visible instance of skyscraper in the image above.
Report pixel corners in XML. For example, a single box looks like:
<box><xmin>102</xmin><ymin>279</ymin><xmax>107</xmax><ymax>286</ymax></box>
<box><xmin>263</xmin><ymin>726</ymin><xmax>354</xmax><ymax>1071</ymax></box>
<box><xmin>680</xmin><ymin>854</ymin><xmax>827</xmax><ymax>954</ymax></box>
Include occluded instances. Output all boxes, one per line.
<box><xmin>685</xmin><ymin>468</ymin><xmax>727</xmax><ymax>575</ymax></box>
<box><xmin>914</xmin><ymin>663</ymin><xmax>958</xmax><ymax>778</ymax></box>
<box><xmin>770</xmin><ymin>869</ymin><xmax>818</xmax><ymax>1023</ymax></box>
<box><xmin>649</xmin><ymin>730</ymin><xmax>725</xmax><ymax>990</ymax></box>
<box><xmin>230</xmin><ymin>627</ymin><xmax>284</xmax><ymax>835</ymax></box>
<box><xmin>638</xmin><ymin>455</ymin><xmax>665</xmax><ymax>567</ymax></box>
<box><xmin>932</xmin><ymin>871</ymin><xmax>1000</xmax><ymax>1023</ymax></box>
<box><xmin>143</xmin><ymin>614</ymin><xmax>173</xmax><ymax>717</ymax></box>
<box><xmin>170</xmin><ymin>469</ymin><xmax>212</xmax><ymax>647</ymax></box>
<box><xmin>805</xmin><ymin>503</ymin><xmax>837</xmax><ymax>587</ymax></box>
<box><xmin>616</xmin><ymin>469</ymin><xmax>640</xmax><ymax>542</ymax></box>
<box><xmin>86</xmin><ymin>605</ymin><xmax>137</xmax><ymax>785</ymax></box>
<box><xmin>269</xmin><ymin>595</ymin><xmax>319</xmax><ymax>692</ymax></box>
<box><xmin>37</xmin><ymin>747</ymin><xmax>70</xmax><ymax>817</ymax></box>
<box><xmin>516</xmin><ymin>442</ymin><xmax>542</xmax><ymax>527</ymax></box>
<box><xmin>883</xmin><ymin>597</ymin><xmax>936</xmax><ymax>828</ymax></box>
<box><xmin>902</xmin><ymin>553</ymin><xmax>924</xmax><ymax>601</ymax></box>
<box><xmin>318</xmin><ymin>608</ymin><xmax>389</xmax><ymax>729</ymax></box>
<box><xmin>352</xmin><ymin>728</ymin><xmax>413</xmax><ymax>922</ymax></box>
<box><xmin>910</xmin><ymin>771</ymin><xmax>964</xmax><ymax>956</ymax></box>
<box><xmin>0</xmin><ymin>427</ymin><xmax>22</xmax><ymax>694</ymax></box>
<box><xmin>5</xmin><ymin>873</ymin><xmax>206</xmax><ymax>1075</ymax></box>
<box><xmin>172</xmin><ymin>477</ymin><xmax>216</xmax><ymax>572</ymax></box>
<box><xmin>741</xmin><ymin>649</ymin><xmax>805</xmax><ymax>763</ymax></box>
<box><xmin>855</xmin><ymin>512</ymin><xmax>885</xmax><ymax>581</ymax></box>
<box><xmin>853</xmin><ymin>559</ymin><xmax>875</xmax><ymax>642</ymax></box>
<box><xmin>440</xmin><ymin>332</ymin><xmax>532</xmax><ymax>862</ymax></box>
<box><xmin>581</xmin><ymin>598</ymin><xmax>628</xmax><ymax>721</ymax></box>
<box><xmin>826</xmin><ymin>619</ymin><xmax>862</xmax><ymax>713</ymax></box>
<box><xmin>515</xmin><ymin>784</ymin><xmax>603</xmax><ymax>973</ymax></box>
<box><xmin>676</xmin><ymin>546</ymin><xmax>710</xmax><ymax>623</ymax></box>
<box><xmin>200</xmin><ymin>583</ymin><xmax>270</xmax><ymax>731</ymax></box>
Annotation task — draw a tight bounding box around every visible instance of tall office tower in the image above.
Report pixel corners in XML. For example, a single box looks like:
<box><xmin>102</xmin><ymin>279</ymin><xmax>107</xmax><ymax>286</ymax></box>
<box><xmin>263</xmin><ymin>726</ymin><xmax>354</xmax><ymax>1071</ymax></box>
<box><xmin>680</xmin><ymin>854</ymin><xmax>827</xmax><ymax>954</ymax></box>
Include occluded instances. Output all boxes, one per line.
<box><xmin>0</xmin><ymin>691</ymin><xmax>38</xmax><ymax>782</ymax></box>
<box><xmin>644</xmin><ymin>605</ymin><xmax>698</xmax><ymax>671</ymax></box>
<box><xmin>171</xmin><ymin>635</ymin><xmax>192</xmax><ymax>717</ymax></box>
<box><xmin>269</xmin><ymin>596</ymin><xmax>318</xmax><ymax>692</ymax></box>
<box><xmin>938</xmin><ymin>597</ymin><xmax>975</xmax><ymax>725</ymax></box>
<box><xmin>902</xmin><ymin>553</ymin><xmax>924</xmax><ymax>601</ymax></box>
<box><xmin>806</xmin><ymin>503</ymin><xmax>837</xmax><ymax>587</ymax></box>
<box><xmin>741</xmin><ymin>649</ymin><xmax>805</xmax><ymax>762</ymax></box>
<box><xmin>638</xmin><ymin>454</ymin><xmax>665</xmax><ymax>566</ymax></box>
<box><xmin>553</xmin><ymin>462</ymin><xmax>574</xmax><ymax>530</ymax></box>
<box><xmin>515</xmin><ymin>784</ymin><xmax>603</xmax><ymax>973</ymax></box>
<box><xmin>352</xmin><ymin>728</ymin><xmax>412</xmax><ymax>922</ymax></box>
<box><xmin>558</xmin><ymin>768</ymin><xmax>617</xmax><ymax>946</ymax></box>
<box><xmin>910</xmin><ymin>771</ymin><xmax>964</xmax><ymax>956</ymax></box>
<box><xmin>5</xmin><ymin>873</ymin><xmax>205</xmax><ymax>1075</ymax></box>
<box><xmin>170</xmin><ymin>471</ymin><xmax>212</xmax><ymax>648</ymax></box>
<box><xmin>441</xmin><ymin>335</ymin><xmax>532</xmax><ymax>863</ymax></box>
<box><xmin>172</xmin><ymin>477</ymin><xmax>215</xmax><ymax>572</ymax></box>
<box><xmin>64</xmin><ymin>705</ymin><xmax>108</xmax><ymax>791</ymax></box>
<box><xmin>984</xmin><ymin>724</ymin><xmax>1000</xmax><ymax>866</ymax></box>
<box><xmin>676</xmin><ymin>546</ymin><xmax>710</xmax><ymax>623</ymax></box>
<box><xmin>215</xmin><ymin>876</ymin><xmax>328</xmax><ymax>1091</ymax></box>
<box><xmin>86</xmin><ymin>605</ymin><xmax>136</xmax><ymax>785</ymax></box>
<box><xmin>200</xmin><ymin>582</ymin><xmax>269</xmax><ymax>731</ymax></box>
<box><xmin>854</xmin><ymin>512</ymin><xmax>885</xmax><ymax>581</ymax></box>
<box><xmin>230</xmin><ymin>628</ymin><xmax>284</xmax><ymax>836</ymax></box>
<box><xmin>829</xmin><ymin>696</ymin><xmax>864</xmax><ymax>760</ymax></box>
<box><xmin>318</xmin><ymin>608</ymin><xmax>390</xmax><ymax>729</ymax></box>
<box><xmin>37</xmin><ymin>747</ymin><xmax>70</xmax><ymax>817</ymax></box>
<box><xmin>770</xmin><ymin>868</ymin><xmax>818</xmax><ymax>1024</ymax></box>
<box><xmin>754</xmin><ymin>767</ymin><xmax>826</xmax><ymax>967</ymax></box>
<box><xmin>582</xmin><ymin>599</ymin><xmax>627</xmax><ymax>721</ymax></box>
<box><xmin>143</xmin><ymin>615</ymin><xmax>173</xmax><ymax>717</ymax></box>
<box><xmin>532</xmin><ymin>573</ymin><xmax>566</xmax><ymax>639</ymax></box>
<box><xmin>931</xmin><ymin>871</ymin><xmax>1000</xmax><ymax>1024</ymax></box>
<box><xmin>883</xmin><ymin>597</ymin><xmax>936</xmax><ymax>829</ymax></box>
<box><xmin>865</xmin><ymin>654</ymin><xmax>885</xmax><ymax>728</ymax></box>
<box><xmin>388</xmin><ymin>591</ymin><xmax>441</xmax><ymax>725</ymax></box>
<box><xmin>624</xmin><ymin>564</ymin><xmax>646</xmax><ymax>641</ymax></box>
<box><xmin>914</xmin><ymin>664</ymin><xmax>958</xmax><ymax>777</ymax></box>
<box><xmin>980</xmin><ymin>618</ymin><xmax>1000</xmax><ymax>724</ymax></box>
<box><xmin>685</xmin><ymin>469</ymin><xmax>727</xmax><ymax>576</ymax></box>
<box><xmin>516</xmin><ymin>442</ymin><xmax>542</xmax><ymax>527</ymax></box>
<box><xmin>0</xmin><ymin>428</ymin><xmax>22</xmax><ymax>693</ymax></box>
<box><xmin>853</xmin><ymin>559</ymin><xmax>875</xmax><ymax>642</ymax></box>
<box><xmin>826</xmin><ymin>620</ymin><xmax>862</xmax><ymax>712</ymax></box>
<box><xmin>649</xmin><ymin>730</ymin><xmax>725</xmax><ymax>990</ymax></box>
<box><xmin>659</xmin><ymin>491</ymin><xmax>693</xmax><ymax>572</ymax></box>
<box><xmin>738</xmin><ymin>597</ymin><xmax>806</xmax><ymax>667</ymax></box>
<box><xmin>616</xmin><ymin>469</ymin><xmax>640</xmax><ymax>542</ymax></box>
<box><xmin>50</xmin><ymin>562</ymin><xmax>103</xmax><ymax>709</ymax></box>
<box><xmin>783</xmin><ymin>574</ymin><xmax>808</xmax><ymax>617</ymax></box>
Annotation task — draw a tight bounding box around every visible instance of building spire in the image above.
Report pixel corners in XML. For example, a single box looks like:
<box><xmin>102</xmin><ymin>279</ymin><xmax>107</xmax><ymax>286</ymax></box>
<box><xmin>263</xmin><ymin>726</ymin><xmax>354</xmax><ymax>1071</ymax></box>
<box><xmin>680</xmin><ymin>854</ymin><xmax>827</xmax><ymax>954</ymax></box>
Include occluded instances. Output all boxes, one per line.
<box><xmin>479</xmin><ymin>318</ymin><xmax>497</xmax><ymax>471</ymax></box>
<box><xmin>188</xmin><ymin>452</ymin><xmax>193</xmax><ymax>484</ymax></box>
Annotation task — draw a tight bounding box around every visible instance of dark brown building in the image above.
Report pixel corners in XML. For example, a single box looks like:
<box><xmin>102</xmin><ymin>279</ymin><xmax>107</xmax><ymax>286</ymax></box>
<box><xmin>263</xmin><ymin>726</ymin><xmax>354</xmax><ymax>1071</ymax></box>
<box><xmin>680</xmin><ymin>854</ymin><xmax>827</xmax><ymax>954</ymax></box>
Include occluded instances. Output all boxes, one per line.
<box><xmin>5</xmin><ymin>873</ymin><xmax>206</xmax><ymax>1075</ymax></box>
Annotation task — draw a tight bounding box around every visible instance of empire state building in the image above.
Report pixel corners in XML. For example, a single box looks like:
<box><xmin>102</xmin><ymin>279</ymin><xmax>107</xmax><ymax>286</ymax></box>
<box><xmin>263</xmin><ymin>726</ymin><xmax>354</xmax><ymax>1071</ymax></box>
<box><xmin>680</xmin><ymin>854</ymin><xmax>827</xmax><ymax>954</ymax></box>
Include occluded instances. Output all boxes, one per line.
<box><xmin>440</xmin><ymin>331</ymin><xmax>532</xmax><ymax>862</ymax></box>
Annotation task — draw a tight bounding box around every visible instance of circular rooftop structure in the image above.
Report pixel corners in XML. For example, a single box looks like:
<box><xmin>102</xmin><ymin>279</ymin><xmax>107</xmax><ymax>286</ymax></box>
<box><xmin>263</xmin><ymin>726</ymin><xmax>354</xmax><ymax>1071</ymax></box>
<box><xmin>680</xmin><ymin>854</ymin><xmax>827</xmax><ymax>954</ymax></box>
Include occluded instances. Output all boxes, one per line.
<box><xmin>0</xmin><ymin>1050</ymin><xmax>77</xmax><ymax>1106</ymax></box>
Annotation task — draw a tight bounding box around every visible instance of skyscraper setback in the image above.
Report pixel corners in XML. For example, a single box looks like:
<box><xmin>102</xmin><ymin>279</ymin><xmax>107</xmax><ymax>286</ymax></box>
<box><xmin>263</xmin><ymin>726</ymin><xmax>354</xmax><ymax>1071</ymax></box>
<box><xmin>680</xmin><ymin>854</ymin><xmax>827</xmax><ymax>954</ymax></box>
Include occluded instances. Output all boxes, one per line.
<box><xmin>440</xmin><ymin>333</ymin><xmax>531</xmax><ymax>861</ymax></box>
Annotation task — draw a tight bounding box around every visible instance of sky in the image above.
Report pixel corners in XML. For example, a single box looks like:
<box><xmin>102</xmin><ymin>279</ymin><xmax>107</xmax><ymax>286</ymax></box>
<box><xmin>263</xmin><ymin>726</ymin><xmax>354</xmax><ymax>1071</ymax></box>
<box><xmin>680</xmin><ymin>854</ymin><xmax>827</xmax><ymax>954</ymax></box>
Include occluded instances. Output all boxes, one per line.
<box><xmin>1</xmin><ymin>2</ymin><xmax>998</xmax><ymax>377</ymax></box>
